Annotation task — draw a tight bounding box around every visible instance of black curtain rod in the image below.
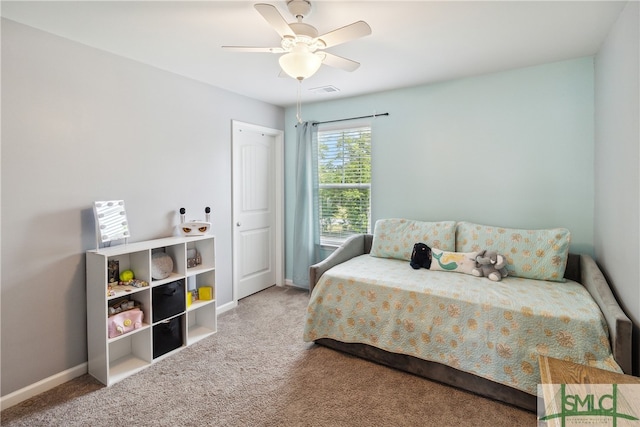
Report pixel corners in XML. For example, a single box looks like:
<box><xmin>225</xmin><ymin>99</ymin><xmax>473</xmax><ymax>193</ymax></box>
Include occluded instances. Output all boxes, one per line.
<box><xmin>311</xmin><ymin>112</ymin><xmax>389</xmax><ymax>126</ymax></box>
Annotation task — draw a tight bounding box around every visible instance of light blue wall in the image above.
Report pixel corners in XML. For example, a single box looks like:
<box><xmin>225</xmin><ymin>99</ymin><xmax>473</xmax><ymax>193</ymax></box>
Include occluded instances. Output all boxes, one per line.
<box><xmin>285</xmin><ymin>57</ymin><xmax>595</xmax><ymax>284</ymax></box>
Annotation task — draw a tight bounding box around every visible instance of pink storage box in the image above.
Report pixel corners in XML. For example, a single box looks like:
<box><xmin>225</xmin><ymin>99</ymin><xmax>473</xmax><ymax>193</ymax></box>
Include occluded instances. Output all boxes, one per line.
<box><xmin>108</xmin><ymin>308</ymin><xmax>143</xmax><ymax>338</ymax></box>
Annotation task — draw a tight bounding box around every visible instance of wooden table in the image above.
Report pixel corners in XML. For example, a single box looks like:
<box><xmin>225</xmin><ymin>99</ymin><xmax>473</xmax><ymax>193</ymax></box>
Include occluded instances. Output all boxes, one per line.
<box><xmin>538</xmin><ymin>355</ymin><xmax>640</xmax><ymax>426</ymax></box>
<box><xmin>539</xmin><ymin>355</ymin><xmax>640</xmax><ymax>385</ymax></box>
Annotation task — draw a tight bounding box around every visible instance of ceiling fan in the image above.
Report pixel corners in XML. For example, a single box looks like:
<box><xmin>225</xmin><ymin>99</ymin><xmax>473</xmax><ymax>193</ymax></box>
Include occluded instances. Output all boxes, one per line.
<box><xmin>222</xmin><ymin>1</ymin><xmax>372</xmax><ymax>80</ymax></box>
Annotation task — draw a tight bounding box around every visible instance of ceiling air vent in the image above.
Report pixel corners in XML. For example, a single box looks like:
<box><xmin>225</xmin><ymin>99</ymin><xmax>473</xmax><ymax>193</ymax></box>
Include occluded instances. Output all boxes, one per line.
<box><xmin>309</xmin><ymin>85</ymin><xmax>340</xmax><ymax>94</ymax></box>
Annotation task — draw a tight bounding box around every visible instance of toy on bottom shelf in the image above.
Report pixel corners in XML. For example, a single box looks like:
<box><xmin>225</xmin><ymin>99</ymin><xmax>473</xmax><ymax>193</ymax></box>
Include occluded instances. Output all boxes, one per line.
<box><xmin>472</xmin><ymin>249</ymin><xmax>509</xmax><ymax>281</ymax></box>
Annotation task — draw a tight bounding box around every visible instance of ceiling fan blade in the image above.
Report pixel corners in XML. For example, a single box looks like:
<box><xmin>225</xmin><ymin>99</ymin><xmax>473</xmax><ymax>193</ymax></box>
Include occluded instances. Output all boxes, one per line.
<box><xmin>254</xmin><ymin>3</ymin><xmax>295</xmax><ymax>38</ymax></box>
<box><xmin>317</xmin><ymin>21</ymin><xmax>371</xmax><ymax>48</ymax></box>
<box><xmin>320</xmin><ymin>52</ymin><xmax>360</xmax><ymax>72</ymax></box>
<box><xmin>222</xmin><ymin>46</ymin><xmax>284</xmax><ymax>53</ymax></box>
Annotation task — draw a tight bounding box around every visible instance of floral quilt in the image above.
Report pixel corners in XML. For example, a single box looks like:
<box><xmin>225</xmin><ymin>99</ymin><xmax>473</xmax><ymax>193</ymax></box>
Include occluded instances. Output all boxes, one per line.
<box><xmin>303</xmin><ymin>255</ymin><xmax>621</xmax><ymax>395</ymax></box>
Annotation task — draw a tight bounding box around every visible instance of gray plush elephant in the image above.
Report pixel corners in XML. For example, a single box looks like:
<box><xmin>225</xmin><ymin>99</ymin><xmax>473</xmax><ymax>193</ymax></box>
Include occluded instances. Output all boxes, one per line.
<box><xmin>472</xmin><ymin>249</ymin><xmax>508</xmax><ymax>281</ymax></box>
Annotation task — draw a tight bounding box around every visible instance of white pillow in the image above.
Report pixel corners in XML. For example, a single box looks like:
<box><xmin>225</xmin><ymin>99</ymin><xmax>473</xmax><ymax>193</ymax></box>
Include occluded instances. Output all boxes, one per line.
<box><xmin>429</xmin><ymin>248</ymin><xmax>478</xmax><ymax>275</ymax></box>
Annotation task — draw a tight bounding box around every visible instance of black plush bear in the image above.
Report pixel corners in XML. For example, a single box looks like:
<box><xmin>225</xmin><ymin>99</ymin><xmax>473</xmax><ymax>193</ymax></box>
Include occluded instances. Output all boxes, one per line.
<box><xmin>410</xmin><ymin>242</ymin><xmax>432</xmax><ymax>269</ymax></box>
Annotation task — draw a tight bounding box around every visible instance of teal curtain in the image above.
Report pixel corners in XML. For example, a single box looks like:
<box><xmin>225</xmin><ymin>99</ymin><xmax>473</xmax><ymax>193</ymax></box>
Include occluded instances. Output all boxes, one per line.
<box><xmin>292</xmin><ymin>121</ymin><xmax>320</xmax><ymax>288</ymax></box>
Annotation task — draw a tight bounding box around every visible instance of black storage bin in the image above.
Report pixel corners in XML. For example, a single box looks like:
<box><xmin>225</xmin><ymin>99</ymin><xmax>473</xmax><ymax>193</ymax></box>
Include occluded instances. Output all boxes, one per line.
<box><xmin>152</xmin><ymin>279</ymin><xmax>185</xmax><ymax>323</ymax></box>
<box><xmin>153</xmin><ymin>316</ymin><xmax>183</xmax><ymax>358</ymax></box>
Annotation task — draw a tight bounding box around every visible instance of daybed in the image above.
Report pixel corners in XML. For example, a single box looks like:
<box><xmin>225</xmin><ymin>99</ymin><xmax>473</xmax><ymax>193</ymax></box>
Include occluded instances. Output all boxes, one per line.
<box><xmin>303</xmin><ymin>219</ymin><xmax>632</xmax><ymax>411</ymax></box>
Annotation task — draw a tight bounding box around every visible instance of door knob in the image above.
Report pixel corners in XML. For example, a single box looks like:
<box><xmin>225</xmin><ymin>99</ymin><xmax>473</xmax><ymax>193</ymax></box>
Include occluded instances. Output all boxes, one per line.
<box><xmin>236</xmin><ymin>222</ymin><xmax>241</xmax><ymax>227</ymax></box>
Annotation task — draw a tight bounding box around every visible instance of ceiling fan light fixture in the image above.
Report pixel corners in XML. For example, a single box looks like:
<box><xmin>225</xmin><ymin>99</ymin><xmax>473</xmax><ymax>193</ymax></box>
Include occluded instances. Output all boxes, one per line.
<box><xmin>224</xmin><ymin>1</ymin><xmax>371</xmax><ymax>80</ymax></box>
<box><xmin>287</xmin><ymin>0</ymin><xmax>312</xmax><ymax>20</ymax></box>
<box><xmin>278</xmin><ymin>45</ymin><xmax>322</xmax><ymax>80</ymax></box>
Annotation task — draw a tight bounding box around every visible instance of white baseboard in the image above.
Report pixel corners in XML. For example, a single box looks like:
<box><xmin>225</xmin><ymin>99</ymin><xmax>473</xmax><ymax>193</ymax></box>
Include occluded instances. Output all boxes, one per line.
<box><xmin>217</xmin><ymin>299</ymin><xmax>237</xmax><ymax>315</ymax></box>
<box><xmin>1</xmin><ymin>363</ymin><xmax>88</xmax><ymax>411</ymax></box>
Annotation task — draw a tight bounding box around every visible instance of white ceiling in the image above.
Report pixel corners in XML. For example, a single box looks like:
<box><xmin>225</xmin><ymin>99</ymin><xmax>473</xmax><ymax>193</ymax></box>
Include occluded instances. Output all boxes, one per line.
<box><xmin>1</xmin><ymin>1</ymin><xmax>627</xmax><ymax>107</ymax></box>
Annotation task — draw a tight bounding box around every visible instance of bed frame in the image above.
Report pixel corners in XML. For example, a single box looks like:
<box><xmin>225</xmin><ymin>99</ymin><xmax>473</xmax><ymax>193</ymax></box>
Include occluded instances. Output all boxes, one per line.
<box><xmin>309</xmin><ymin>234</ymin><xmax>633</xmax><ymax>411</ymax></box>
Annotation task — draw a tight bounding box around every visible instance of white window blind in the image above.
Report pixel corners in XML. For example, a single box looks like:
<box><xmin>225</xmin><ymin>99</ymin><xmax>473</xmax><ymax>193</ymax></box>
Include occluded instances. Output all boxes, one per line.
<box><xmin>317</xmin><ymin>124</ymin><xmax>371</xmax><ymax>245</ymax></box>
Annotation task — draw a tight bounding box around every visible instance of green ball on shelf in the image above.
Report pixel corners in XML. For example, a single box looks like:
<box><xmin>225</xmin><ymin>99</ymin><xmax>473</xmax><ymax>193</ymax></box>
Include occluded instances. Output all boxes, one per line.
<box><xmin>119</xmin><ymin>270</ymin><xmax>134</xmax><ymax>282</ymax></box>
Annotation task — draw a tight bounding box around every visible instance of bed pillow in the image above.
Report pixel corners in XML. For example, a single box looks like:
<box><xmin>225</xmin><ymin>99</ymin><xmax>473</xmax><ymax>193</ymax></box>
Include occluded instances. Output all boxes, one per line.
<box><xmin>370</xmin><ymin>218</ymin><xmax>456</xmax><ymax>261</ymax></box>
<box><xmin>455</xmin><ymin>221</ymin><xmax>570</xmax><ymax>282</ymax></box>
<box><xmin>429</xmin><ymin>248</ymin><xmax>478</xmax><ymax>275</ymax></box>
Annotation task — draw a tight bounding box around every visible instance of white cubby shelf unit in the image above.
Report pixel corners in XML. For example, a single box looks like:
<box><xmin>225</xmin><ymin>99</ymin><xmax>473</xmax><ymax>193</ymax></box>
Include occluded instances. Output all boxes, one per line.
<box><xmin>86</xmin><ymin>235</ymin><xmax>217</xmax><ymax>386</ymax></box>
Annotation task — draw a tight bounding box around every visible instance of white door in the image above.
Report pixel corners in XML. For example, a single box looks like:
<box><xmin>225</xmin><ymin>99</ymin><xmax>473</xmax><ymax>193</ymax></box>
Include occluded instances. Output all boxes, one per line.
<box><xmin>232</xmin><ymin>121</ymin><xmax>284</xmax><ymax>301</ymax></box>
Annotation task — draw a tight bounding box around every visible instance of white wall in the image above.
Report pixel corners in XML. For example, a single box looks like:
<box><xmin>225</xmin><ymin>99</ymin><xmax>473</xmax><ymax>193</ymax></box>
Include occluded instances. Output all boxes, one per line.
<box><xmin>594</xmin><ymin>1</ymin><xmax>640</xmax><ymax>375</ymax></box>
<box><xmin>1</xmin><ymin>19</ymin><xmax>284</xmax><ymax>396</ymax></box>
<box><xmin>285</xmin><ymin>57</ymin><xmax>596</xmax><ymax>283</ymax></box>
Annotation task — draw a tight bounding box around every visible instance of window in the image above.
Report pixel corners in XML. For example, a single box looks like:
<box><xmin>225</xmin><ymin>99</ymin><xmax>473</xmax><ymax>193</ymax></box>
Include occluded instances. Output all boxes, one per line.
<box><xmin>317</xmin><ymin>124</ymin><xmax>371</xmax><ymax>246</ymax></box>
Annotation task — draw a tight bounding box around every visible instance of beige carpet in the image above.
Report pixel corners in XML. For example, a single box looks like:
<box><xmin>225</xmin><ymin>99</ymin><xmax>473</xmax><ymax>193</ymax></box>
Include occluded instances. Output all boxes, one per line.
<box><xmin>1</xmin><ymin>286</ymin><xmax>535</xmax><ymax>426</ymax></box>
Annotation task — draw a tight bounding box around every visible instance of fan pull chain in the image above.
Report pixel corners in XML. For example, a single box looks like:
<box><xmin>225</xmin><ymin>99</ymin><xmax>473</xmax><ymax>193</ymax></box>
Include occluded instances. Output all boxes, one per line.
<box><xmin>296</xmin><ymin>79</ymin><xmax>303</xmax><ymax>123</ymax></box>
